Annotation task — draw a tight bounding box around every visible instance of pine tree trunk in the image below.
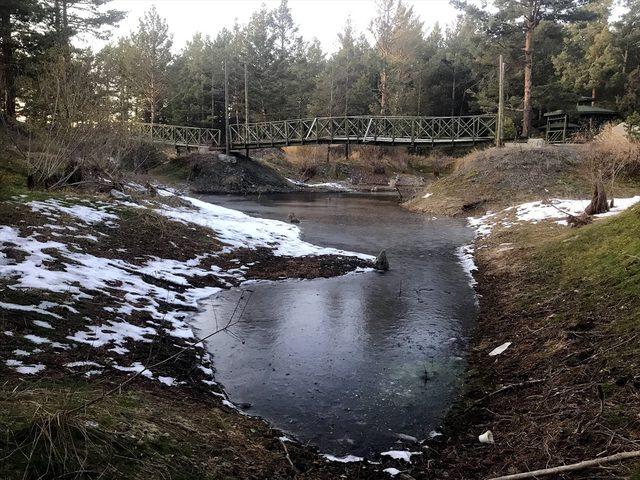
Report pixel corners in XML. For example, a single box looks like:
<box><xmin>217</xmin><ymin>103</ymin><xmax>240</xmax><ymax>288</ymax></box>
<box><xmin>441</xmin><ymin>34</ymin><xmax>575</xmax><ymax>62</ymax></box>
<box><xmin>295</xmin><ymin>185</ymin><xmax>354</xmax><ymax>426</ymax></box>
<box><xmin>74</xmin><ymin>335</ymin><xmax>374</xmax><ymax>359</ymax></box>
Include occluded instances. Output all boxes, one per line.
<box><xmin>522</xmin><ymin>28</ymin><xmax>533</xmax><ymax>138</ymax></box>
<box><xmin>379</xmin><ymin>68</ymin><xmax>387</xmax><ymax>115</ymax></box>
<box><xmin>0</xmin><ymin>8</ymin><xmax>16</xmax><ymax>118</ymax></box>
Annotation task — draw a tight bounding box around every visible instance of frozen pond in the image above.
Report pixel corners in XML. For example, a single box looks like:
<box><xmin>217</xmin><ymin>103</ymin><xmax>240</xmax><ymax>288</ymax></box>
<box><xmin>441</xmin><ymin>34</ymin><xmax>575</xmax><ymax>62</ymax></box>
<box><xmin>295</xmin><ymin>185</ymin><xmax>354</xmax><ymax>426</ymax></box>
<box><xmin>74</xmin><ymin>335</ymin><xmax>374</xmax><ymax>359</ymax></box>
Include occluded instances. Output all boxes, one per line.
<box><xmin>191</xmin><ymin>192</ymin><xmax>476</xmax><ymax>458</ymax></box>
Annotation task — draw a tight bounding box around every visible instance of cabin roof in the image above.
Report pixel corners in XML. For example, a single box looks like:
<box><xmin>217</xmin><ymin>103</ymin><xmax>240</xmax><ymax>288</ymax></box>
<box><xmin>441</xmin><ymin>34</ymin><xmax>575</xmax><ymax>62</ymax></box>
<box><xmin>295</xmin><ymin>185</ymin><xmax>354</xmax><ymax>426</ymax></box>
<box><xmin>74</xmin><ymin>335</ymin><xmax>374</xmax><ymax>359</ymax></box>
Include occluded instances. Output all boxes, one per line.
<box><xmin>576</xmin><ymin>104</ymin><xmax>617</xmax><ymax>115</ymax></box>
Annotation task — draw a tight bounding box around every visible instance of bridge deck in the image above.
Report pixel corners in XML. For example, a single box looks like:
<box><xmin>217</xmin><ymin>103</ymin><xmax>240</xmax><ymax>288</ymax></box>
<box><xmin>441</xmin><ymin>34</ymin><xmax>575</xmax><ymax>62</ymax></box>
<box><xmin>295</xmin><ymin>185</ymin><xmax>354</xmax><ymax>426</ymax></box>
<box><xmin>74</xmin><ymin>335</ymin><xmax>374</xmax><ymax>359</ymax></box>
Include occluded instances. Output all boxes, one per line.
<box><xmin>229</xmin><ymin>115</ymin><xmax>496</xmax><ymax>149</ymax></box>
<box><xmin>133</xmin><ymin>114</ymin><xmax>497</xmax><ymax>150</ymax></box>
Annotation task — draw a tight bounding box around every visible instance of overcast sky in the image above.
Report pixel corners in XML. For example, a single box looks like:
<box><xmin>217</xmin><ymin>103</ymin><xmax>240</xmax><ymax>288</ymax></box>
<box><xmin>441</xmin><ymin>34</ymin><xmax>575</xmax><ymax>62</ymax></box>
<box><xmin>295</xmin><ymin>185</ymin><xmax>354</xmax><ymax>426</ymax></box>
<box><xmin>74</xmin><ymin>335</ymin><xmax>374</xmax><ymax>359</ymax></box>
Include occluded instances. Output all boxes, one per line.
<box><xmin>89</xmin><ymin>0</ymin><xmax>461</xmax><ymax>54</ymax></box>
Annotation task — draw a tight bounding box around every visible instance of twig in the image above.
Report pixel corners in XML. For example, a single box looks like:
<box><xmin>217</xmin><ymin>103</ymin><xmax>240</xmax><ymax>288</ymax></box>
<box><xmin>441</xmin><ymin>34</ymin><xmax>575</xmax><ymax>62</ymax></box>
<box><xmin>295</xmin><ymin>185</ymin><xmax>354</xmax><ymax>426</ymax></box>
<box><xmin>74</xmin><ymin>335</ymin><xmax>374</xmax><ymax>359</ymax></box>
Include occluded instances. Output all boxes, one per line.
<box><xmin>474</xmin><ymin>379</ymin><xmax>545</xmax><ymax>405</ymax></box>
<box><xmin>487</xmin><ymin>450</ymin><xmax>640</xmax><ymax>480</ymax></box>
<box><xmin>66</xmin><ymin>291</ymin><xmax>252</xmax><ymax>415</ymax></box>
<box><xmin>279</xmin><ymin>438</ymin><xmax>298</xmax><ymax>473</ymax></box>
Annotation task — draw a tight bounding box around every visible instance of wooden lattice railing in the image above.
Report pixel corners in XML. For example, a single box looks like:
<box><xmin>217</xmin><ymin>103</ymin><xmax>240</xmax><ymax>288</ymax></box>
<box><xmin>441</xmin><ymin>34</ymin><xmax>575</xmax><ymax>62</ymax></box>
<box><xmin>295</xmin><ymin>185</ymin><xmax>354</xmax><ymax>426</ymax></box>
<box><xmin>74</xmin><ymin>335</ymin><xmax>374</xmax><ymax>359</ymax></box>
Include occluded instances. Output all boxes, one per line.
<box><xmin>229</xmin><ymin>115</ymin><xmax>497</xmax><ymax>148</ymax></box>
<box><xmin>131</xmin><ymin>123</ymin><xmax>221</xmax><ymax>147</ymax></box>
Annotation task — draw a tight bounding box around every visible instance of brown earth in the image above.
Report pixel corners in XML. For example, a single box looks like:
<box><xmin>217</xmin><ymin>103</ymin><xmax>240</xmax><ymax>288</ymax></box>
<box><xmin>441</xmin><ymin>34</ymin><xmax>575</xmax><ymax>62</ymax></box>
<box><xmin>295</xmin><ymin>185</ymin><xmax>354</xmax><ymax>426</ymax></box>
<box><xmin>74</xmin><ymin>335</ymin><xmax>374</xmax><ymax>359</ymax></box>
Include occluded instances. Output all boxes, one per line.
<box><xmin>402</xmin><ymin>207</ymin><xmax>640</xmax><ymax>479</ymax></box>
<box><xmin>404</xmin><ymin>144</ymin><xmax>640</xmax><ymax>217</ymax></box>
<box><xmin>0</xmin><ymin>192</ymin><xmax>388</xmax><ymax>480</ymax></box>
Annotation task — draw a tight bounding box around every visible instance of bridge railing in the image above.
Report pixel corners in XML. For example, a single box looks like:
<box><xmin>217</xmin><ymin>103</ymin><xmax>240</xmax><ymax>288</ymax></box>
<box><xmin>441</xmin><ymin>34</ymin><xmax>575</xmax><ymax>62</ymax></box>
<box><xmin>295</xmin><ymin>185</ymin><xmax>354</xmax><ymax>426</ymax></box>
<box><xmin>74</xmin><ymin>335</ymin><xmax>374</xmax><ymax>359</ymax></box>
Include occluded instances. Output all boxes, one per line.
<box><xmin>131</xmin><ymin>123</ymin><xmax>221</xmax><ymax>147</ymax></box>
<box><xmin>229</xmin><ymin>115</ymin><xmax>496</xmax><ymax>148</ymax></box>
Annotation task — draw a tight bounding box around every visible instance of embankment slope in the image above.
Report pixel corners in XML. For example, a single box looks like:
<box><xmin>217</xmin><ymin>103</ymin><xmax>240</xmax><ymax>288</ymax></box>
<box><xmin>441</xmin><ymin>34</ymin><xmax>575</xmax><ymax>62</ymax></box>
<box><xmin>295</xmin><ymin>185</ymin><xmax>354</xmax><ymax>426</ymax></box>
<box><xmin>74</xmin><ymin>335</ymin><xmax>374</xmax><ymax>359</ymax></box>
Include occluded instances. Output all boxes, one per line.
<box><xmin>404</xmin><ymin>145</ymin><xmax>620</xmax><ymax>216</ymax></box>
<box><xmin>419</xmin><ymin>204</ymin><xmax>640</xmax><ymax>479</ymax></box>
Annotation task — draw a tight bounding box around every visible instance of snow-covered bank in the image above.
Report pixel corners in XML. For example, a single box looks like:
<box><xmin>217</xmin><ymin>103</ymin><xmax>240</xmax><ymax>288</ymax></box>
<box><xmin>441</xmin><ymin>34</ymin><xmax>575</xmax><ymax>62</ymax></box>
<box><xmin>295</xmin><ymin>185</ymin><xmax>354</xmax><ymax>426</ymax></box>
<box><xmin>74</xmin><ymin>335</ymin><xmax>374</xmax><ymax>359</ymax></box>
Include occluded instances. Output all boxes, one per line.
<box><xmin>0</xmin><ymin>191</ymin><xmax>373</xmax><ymax>384</ymax></box>
<box><xmin>287</xmin><ymin>178</ymin><xmax>353</xmax><ymax>192</ymax></box>
<box><xmin>456</xmin><ymin>196</ymin><xmax>640</xmax><ymax>294</ymax></box>
<box><xmin>157</xmin><ymin>195</ymin><xmax>372</xmax><ymax>259</ymax></box>
<box><xmin>467</xmin><ymin>196</ymin><xmax>640</xmax><ymax>237</ymax></box>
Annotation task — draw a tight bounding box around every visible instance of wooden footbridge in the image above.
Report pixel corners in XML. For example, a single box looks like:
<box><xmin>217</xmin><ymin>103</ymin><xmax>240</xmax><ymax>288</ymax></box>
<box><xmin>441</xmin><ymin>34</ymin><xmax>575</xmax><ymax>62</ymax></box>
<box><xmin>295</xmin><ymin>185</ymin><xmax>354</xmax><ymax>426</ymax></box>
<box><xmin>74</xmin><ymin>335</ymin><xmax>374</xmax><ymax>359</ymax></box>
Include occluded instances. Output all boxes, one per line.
<box><xmin>133</xmin><ymin>114</ymin><xmax>497</xmax><ymax>150</ymax></box>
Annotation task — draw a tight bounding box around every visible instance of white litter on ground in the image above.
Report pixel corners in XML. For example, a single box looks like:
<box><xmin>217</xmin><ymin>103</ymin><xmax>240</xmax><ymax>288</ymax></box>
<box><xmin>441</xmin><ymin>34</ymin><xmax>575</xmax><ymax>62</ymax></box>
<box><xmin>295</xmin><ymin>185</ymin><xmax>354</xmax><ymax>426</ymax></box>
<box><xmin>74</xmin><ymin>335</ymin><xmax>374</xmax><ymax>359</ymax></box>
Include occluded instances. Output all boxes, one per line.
<box><xmin>489</xmin><ymin>342</ymin><xmax>512</xmax><ymax>356</ymax></box>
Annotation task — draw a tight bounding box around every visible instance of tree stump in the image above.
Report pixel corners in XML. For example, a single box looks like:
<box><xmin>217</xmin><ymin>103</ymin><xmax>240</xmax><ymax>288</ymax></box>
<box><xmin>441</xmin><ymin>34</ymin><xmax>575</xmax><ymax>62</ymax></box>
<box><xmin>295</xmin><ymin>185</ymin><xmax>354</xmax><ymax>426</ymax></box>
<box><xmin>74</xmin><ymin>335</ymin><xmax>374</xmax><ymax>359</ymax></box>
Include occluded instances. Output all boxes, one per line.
<box><xmin>584</xmin><ymin>178</ymin><xmax>609</xmax><ymax>215</ymax></box>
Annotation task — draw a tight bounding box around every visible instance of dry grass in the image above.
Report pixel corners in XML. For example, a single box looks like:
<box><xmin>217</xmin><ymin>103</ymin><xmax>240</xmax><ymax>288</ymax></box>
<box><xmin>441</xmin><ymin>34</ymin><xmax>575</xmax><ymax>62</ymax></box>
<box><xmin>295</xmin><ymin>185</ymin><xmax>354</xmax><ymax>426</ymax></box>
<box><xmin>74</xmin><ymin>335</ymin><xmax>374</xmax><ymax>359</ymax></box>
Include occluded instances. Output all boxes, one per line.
<box><xmin>585</xmin><ymin>124</ymin><xmax>640</xmax><ymax>204</ymax></box>
<box><xmin>405</xmin><ymin>143</ymin><xmax>640</xmax><ymax>216</ymax></box>
<box><xmin>278</xmin><ymin>144</ymin><xmax>456</xmax><ymax>180</ymax></box>
<box><xmin>413</xmin><ymin>207</ymin><xmax>640</xmax><ymax>479</ymax></box>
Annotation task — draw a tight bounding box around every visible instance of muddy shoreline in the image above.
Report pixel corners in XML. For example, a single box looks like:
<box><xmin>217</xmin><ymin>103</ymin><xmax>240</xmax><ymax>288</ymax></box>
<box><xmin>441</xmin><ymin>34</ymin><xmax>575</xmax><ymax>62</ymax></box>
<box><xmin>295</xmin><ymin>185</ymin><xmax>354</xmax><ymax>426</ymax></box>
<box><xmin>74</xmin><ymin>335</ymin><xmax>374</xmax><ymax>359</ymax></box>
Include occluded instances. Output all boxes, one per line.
<box><xmin>408</xmin><ymin>209</ymin><xmax>640</xmax><ymax>479</ymax></box>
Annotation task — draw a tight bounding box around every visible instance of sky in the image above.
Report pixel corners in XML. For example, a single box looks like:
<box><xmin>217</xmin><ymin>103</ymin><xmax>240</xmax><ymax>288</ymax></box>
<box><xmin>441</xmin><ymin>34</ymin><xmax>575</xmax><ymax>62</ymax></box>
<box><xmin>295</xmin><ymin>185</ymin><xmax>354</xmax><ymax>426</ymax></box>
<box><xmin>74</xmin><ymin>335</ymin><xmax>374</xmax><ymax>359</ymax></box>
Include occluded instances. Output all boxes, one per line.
<box><xmin>88</xmin><ymin>0</ymin><xmax>461</xmax><ymax>54</ymax></box>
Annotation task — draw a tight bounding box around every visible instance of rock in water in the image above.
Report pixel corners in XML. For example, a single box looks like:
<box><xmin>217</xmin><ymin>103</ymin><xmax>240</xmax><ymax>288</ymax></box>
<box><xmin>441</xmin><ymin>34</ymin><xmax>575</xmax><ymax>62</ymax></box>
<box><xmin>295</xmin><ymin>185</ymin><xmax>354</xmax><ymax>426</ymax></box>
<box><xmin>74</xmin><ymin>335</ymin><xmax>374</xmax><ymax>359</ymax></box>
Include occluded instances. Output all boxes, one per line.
<box><xmin>375</xmin><ymin>250</ymin><xmax>389</xmax><ymax>271</ymax></box>
<box><xmin>288</xmin><ymin>212</ymin><xmax>300</xmax><ymax>224</ymax></box>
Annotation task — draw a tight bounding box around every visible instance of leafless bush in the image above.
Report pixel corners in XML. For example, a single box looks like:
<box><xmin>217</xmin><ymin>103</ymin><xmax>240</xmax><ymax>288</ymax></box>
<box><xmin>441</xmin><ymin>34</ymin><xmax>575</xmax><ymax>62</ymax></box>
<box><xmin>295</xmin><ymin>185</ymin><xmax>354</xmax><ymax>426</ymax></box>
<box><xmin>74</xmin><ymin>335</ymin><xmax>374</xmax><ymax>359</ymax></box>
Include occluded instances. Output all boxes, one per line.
<box><xmin>119</xmin><ymin>140</ymin><xmax>165</xmax><ymax>173</ymax></box>
<box><xmin>585</xmin><ymin>123</ymin><xmax>640</xmax><ymax>208</ymax></box>
<box><xmin>14</xmin><ymin>51</ymin><xmax>145</xmax><ymax>189</ymax></box>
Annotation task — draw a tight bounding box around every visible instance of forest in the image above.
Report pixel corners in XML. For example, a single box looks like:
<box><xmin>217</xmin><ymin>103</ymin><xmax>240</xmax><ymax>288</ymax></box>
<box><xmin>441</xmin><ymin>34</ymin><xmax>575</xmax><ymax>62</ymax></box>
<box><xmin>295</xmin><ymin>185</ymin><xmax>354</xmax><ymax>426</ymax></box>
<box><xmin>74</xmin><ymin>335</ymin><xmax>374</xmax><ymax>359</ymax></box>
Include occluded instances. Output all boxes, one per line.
<box><xmin>1</xmin><ymin>0</ymin><xmax>639</xmax><ymax>140</ymax></box>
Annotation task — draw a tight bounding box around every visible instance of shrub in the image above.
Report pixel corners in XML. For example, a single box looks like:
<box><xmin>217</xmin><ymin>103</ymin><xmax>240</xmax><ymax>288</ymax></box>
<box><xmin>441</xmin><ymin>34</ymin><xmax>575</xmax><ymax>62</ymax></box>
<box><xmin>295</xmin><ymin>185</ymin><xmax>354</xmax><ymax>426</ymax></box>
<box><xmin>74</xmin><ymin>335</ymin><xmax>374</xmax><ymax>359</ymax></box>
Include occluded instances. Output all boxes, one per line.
<box><xmin>626</xmin><ymin>112</ymin><xmax>640</xmax><ymax>141</ymax></box>
<box><xmin>119</xmin><ymin>141</ymin><xmax>166</xmax><ymax>172</ymax></box>
<box><xmin>585</xmin><ymin>123</ymin><xmax>640</xmax><ymax>206</ymax></box>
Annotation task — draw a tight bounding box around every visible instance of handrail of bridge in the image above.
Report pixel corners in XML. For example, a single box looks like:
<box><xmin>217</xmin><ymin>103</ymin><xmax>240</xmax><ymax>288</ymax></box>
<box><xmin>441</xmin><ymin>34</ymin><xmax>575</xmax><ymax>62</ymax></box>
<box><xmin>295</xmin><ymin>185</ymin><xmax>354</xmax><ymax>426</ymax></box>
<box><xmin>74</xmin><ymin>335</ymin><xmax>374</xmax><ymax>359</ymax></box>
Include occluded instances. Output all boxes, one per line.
<box><xmin>229</xmin><ymin>114</ymin><xmax>497</xmax><ymax>148</ymax></box>
<box><xmin>131</xmin><ymin>122</ymin><xmax>222</xmax><ymax>147</ymax></box>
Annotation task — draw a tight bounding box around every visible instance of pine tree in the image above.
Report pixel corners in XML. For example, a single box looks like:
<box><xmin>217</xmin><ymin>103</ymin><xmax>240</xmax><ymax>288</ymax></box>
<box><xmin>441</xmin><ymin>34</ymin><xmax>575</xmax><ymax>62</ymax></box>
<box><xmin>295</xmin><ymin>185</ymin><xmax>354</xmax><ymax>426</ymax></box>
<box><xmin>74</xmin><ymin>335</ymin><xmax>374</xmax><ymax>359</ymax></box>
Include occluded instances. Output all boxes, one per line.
<box><xmin>553</xmin><ymin>1</ymin><xmax>622</xmax><ymax>105</ymax></box>
<box><xmin>44</xmin><ymin>0</ymin><xmax>124</xmax><ymax>50</ymax></box>
<box><xmin>454</xmin><ymin>0</ymin><xmax>594</xmax><ymax>136</ymax></box>
<box><xmin>0</xmin><ymin>0</ymin><xmax>44</xmax><ymax>119</ymax></box>
<box><xmin>128</xmin><ymin>7</ymin><xmax>173</xmax><ymax>124</ymax></box>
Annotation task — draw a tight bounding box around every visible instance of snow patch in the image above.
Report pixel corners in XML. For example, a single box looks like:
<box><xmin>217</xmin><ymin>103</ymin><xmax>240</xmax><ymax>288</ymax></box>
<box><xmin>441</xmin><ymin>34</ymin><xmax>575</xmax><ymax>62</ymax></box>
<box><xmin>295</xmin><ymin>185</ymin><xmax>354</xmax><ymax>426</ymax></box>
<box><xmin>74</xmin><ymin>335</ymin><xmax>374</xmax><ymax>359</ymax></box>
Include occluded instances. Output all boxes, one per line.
<box><xmin>322</xmin><ymin>454</ymin><xmax>364</xmax><ymax>463</ymax></box>
<box><xmin>383</xmin><ymin>468</ymin><xmax>402</xmax><ymax>476</ymax></box>
<box><xmin>29</xmin><ymin>199</ymin><xmax>118</xmax><ymax>224</ymax></box>
<box><xmin>380</xmin><ymin>450</ymin><xmax>422</xmax><ymax>462</ymax></box>
<box><xmin>5</xmin><ymin>359</ymin><xmax>45</xmax><ymax>374</ymax></box>
<box><xmin>455</xmin><ymin>244</ymin><xmax>477</xmax><ymax>287</ymax></box>
<box><xmin>157</xmin><ymin>196</ymin><xmax>373</xmax><ymax>259</ymax></box>
<box><xmin>287</xmin><ymin>178</ymin><xmax>352</xmax><ymax>191</ymax></box>
<box><xmin>467</xmin><ymin>196</ymin><xmax>640</xmax><ymax>237</ymax></box>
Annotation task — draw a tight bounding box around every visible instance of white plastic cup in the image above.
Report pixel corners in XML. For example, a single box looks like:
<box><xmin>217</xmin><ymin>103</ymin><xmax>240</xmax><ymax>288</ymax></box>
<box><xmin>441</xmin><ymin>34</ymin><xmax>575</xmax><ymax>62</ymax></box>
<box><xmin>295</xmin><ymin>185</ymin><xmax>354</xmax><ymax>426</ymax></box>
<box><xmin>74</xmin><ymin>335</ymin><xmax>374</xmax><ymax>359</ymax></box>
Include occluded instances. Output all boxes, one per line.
<box><xmin>478</xmin><ymin>430</ymin><xmax>495</xmax><ymax>444</ymax></box>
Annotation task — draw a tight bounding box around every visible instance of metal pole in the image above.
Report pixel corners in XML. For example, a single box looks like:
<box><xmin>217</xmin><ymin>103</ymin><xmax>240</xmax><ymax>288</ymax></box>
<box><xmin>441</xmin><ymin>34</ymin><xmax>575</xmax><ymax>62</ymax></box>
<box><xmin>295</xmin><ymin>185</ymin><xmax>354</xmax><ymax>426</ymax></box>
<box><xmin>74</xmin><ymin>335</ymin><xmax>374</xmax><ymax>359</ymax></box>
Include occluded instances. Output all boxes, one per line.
<box><xmin>224</xmin><ymin>60</ymin><xmax>230</xmax><ymax>155</ymax></box>
<box><xmin>244</xmin><ymin>61</ymin><xmax>250</xmax><ymax>157</ymax></box>
<box><xmin>211</xmin><ymin>63</ymin><xmax>216</xmax><ymax>128</ymax></box>
<box><xmin>496</xmin><ymin>54</ymin><xmax>505</xmax><ymax>147</ymax></box>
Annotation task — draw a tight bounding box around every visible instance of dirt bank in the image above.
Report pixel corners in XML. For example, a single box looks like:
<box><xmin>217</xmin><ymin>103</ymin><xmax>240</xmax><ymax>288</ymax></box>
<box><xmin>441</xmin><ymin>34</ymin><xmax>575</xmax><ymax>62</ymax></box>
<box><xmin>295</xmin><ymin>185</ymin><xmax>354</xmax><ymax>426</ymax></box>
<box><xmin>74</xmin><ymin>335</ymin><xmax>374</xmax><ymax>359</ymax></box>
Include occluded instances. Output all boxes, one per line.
<box><xmin>404</xmin><ymin>205</ymin><xmax>640</xmax><ymax>479</ymax></box>
<box><xmin>152</xmin><ymin>152</ymin><xmax>297</xmax><ymax>194</ymax></box>
<box><xmin>394</xmin><ymin>142</ymin><xmax>640</xmax><ymax>478</ymax></box>
<box><xmin>404</xmin><ymin>144</ymin><xmax>640</xmax><ymax>216</ymax></box>
<box><xmin>0</xmin><ymin>186</ymin><xmax>391</xmax><ymax>480</ymax></box>
<box><xmin>256</xmin><ymin>145</ymin><xmax>439</xmax><ymax>196</ymax></box>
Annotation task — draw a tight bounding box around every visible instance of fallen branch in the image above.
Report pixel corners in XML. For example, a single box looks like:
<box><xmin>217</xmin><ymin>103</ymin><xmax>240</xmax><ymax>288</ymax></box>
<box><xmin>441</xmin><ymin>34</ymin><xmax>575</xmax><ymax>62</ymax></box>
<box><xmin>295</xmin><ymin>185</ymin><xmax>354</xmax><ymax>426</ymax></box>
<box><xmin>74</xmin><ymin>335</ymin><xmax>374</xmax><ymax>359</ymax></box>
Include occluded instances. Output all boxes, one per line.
<box><xmin>279</xmin><ymin>438</ymin><xmax>298</xmax><ymax>472</ymax></box>
<box><xmin>476</xmin><ymin>379</ymin><xmax>545</xmax><ymax>404</ymax></box>
<box><xmin>487</xmin><ymin>450</ymin><xmax>640</xmax><ymax>480</ymax></box>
